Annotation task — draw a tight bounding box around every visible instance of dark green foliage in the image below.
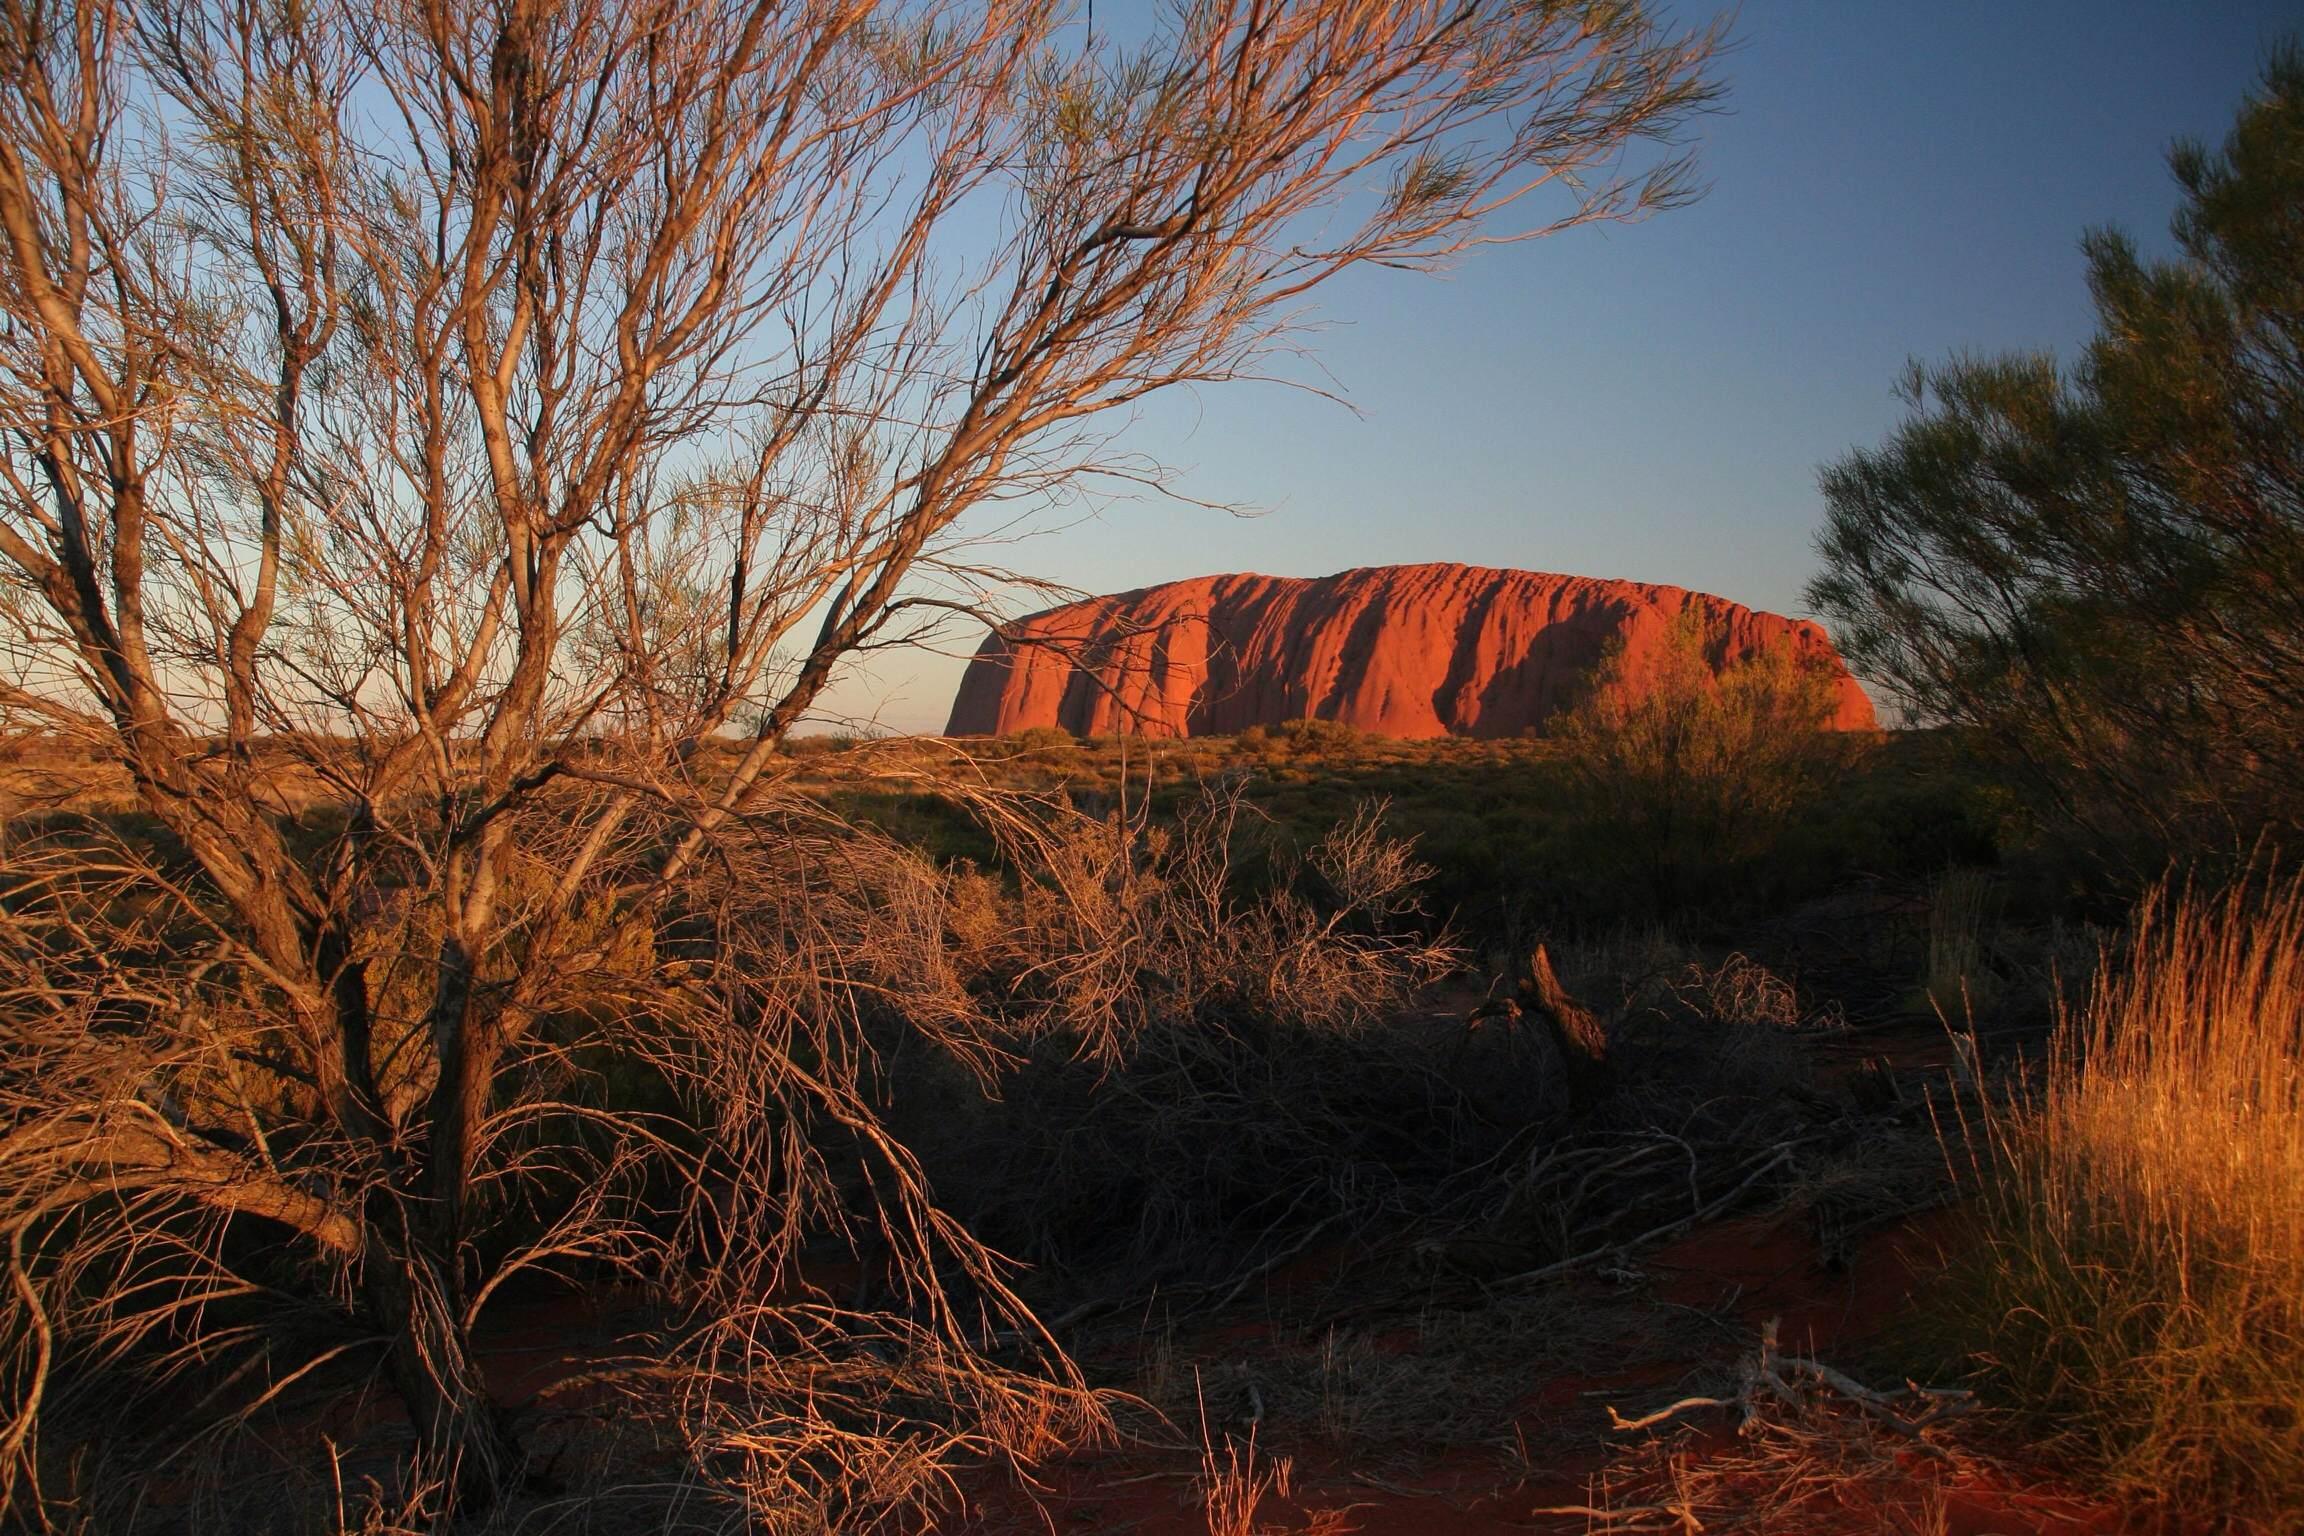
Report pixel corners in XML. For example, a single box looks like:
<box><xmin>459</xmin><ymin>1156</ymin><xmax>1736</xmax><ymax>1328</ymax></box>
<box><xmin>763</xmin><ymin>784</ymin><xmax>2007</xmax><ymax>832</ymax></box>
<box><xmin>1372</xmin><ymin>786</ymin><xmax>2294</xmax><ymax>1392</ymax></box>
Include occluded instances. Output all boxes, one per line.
<box><xmin>797</xmin><ymin>715</ymin><xmax>2017</xmax><ymax>952</ymax></box>
<box><xmin>1059</xmin><ymin>732</ymin><xmax>1994</xmax><ymax>936</ymax></box>
<box><xmin>1808</xmin><ymin>47</ymin><xmax>2304</xmax><ymax>877</ymax></box>
<box><xmin>1269</xmin><ymin>717</ymin><xmax>1371</xmax><ymax>757</ymax></box>
<box><xmin>1544</xmin><ymin>615</ymin><xmax>1855</xmax><ymax>916</ymax></box>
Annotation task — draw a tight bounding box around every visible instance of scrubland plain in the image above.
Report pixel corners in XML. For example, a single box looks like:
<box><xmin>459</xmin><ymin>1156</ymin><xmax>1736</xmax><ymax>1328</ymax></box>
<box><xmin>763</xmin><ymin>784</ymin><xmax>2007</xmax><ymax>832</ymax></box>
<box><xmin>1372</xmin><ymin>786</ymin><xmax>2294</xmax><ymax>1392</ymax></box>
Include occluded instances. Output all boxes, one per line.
<box><xmin>0</xmin><ymin>2</ymin><xmax>2298</xmax><ymax>1532</ymax></box>
<box><xmin>2</xmin><ymin>708</ymin><xmax>2274</xmax><ymax>1534</ymax></box>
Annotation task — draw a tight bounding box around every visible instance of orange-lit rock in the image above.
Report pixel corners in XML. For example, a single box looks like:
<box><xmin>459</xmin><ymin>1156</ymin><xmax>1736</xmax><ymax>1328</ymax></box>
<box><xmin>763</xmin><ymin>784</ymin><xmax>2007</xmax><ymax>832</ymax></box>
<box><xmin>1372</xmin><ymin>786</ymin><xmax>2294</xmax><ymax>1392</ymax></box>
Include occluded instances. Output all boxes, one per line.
<box><xmin>945</xmin><ymin>564</ymin><xmax>1874</xmax><ymax>738</ymax></box>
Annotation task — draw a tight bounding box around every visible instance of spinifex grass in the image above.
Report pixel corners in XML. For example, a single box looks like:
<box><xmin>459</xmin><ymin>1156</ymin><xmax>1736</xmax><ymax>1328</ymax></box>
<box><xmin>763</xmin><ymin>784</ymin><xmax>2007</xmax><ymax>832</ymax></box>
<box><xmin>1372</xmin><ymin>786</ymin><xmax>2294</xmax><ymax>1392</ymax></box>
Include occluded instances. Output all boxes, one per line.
<box><xmin>1958</xmin><ymin>876</ymin><xmax>2304</xmax><ymax>1521</ymax></box>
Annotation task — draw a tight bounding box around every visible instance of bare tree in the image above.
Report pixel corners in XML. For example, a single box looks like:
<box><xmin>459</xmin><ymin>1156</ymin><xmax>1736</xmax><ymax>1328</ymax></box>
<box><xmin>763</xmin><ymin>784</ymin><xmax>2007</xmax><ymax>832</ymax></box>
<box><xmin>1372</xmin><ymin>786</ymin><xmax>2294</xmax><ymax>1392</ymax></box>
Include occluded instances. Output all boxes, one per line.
<box><xmin>0</xmin><ymin>0</ymin><xmax>1718</xmax><ymax>1521</ymax></box>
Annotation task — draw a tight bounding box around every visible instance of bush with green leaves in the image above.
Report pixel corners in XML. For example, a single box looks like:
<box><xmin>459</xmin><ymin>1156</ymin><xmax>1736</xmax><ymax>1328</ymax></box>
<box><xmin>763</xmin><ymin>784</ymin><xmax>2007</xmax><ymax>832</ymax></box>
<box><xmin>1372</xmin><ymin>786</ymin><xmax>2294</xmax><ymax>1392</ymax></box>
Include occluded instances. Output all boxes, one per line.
<box><xmin>1548</xmin><ymin>614</ymin><xmax>1850</xmax><ymax>914</ymax></box>
<box><xmin>1809</xmin><ymin>48</ymin><xmax>2304</xmax><ymax>877</ymax></box>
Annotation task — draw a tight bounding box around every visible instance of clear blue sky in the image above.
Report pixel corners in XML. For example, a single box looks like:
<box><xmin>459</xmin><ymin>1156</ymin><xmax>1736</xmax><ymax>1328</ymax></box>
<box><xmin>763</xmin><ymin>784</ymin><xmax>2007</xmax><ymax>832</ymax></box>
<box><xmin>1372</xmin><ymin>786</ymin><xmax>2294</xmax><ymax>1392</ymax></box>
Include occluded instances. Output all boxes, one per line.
<box><xmin>818</xmin><ymin>0</ymin><xmax>2301</xmax><ymax>734</ymax></box>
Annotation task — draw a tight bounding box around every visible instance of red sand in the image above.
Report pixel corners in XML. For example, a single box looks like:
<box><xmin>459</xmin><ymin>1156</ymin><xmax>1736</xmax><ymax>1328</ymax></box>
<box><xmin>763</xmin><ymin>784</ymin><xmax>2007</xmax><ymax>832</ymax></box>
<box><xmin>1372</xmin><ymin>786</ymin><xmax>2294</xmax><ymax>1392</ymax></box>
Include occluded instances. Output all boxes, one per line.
<box><xmin>948</xmin><ymin>1210</ymin><xmax>2128</xmax><ymax>1535</ymax></box>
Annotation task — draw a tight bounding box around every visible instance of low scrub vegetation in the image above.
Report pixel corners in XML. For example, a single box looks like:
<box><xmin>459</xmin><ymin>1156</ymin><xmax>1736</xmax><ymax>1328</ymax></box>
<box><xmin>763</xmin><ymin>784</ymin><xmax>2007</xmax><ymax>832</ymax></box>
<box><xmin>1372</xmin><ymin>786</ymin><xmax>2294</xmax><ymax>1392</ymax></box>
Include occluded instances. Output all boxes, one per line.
<box><xmin>1549</xmin><ymin>615</ymin><xmax>1858</xmax><ymax>916</ymax></box>
<box><xmin>887</xmin><ymin>727</ymin><xmax>1997</xmax><ymax>944</ymax></box>
<box><xmin>889</xmin><ymin>786</ymin><xmax>1484</xmax><ymax>1303</ymax></box>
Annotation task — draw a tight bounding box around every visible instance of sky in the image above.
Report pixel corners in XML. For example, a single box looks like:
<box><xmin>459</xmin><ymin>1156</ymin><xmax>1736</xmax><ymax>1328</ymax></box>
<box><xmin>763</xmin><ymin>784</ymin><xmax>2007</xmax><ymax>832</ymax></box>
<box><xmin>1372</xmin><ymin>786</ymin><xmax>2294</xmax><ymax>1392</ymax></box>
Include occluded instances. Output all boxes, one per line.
<box><xmin>814</xmin><ymin>0</ymin><xmax>2303</xmax><ymax>734</ymax></box>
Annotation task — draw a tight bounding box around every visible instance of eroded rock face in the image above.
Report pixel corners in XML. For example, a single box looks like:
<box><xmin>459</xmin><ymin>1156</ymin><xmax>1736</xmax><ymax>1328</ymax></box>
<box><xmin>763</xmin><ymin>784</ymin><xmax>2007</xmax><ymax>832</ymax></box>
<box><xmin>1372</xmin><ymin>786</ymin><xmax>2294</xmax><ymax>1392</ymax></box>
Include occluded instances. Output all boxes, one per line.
<box><xmin>945</xmin><ymin>564</ymin><xmax>1875</xmax><ymax>738</ymax></box>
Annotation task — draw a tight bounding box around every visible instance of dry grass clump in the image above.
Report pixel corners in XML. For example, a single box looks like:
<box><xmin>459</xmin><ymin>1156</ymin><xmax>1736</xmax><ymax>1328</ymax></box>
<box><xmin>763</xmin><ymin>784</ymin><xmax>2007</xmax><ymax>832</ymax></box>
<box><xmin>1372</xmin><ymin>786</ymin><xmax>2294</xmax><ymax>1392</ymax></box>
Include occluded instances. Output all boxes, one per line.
<box><xmin>1949</xmin><ymin>874</ymin><xmax>2304</xmax><ymax>1524</ymax></box>
<box><xmin>884</xmin><ymin>780</ymin><xmax>1481</xmax><ymax>1307</ymax></box>
<box><xmin>667</xmin><ymin>1320</ymin><xmax>1087</xmax><ymax>1536</ymax></box>
<box><xmin>972</xmin><ymin>784</ymin><xmax>1461</xmax><ymax>1055</ymax></box>
<box><xmin>1194</xmin><ymin>1383</ymin><xmax>1294</xmax><ymax>1536</ymax></box>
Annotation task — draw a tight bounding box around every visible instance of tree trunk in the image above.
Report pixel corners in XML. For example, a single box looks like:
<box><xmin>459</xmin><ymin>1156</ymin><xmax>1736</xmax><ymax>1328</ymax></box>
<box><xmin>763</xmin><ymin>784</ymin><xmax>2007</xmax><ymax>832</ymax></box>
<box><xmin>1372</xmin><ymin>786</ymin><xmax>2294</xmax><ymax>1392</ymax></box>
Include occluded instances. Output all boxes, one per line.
<box><xmin>363</xmin><ymin>1215</ymin><xmax>517</xmax><ymax>1519</ymax></box>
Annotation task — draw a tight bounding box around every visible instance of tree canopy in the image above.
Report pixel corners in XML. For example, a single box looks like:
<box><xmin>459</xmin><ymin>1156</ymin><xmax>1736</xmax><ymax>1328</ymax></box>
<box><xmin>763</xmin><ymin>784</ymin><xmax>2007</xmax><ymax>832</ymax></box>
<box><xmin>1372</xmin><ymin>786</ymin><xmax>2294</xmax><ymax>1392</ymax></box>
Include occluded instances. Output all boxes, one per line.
<box><xmin>1808</xmin><ymin>46</ymin><xmax>2304</xmax><ymax>875</ymax></box>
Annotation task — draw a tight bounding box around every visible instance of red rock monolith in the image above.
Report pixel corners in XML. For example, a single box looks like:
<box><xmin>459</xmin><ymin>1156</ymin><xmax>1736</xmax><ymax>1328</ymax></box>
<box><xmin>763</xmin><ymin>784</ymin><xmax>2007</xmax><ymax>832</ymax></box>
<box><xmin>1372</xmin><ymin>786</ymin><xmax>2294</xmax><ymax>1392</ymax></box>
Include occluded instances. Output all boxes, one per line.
<box><xmin>944</xmin><ymin>564</ymin><xmax>1875</xmax><ymax>738</ymax></box>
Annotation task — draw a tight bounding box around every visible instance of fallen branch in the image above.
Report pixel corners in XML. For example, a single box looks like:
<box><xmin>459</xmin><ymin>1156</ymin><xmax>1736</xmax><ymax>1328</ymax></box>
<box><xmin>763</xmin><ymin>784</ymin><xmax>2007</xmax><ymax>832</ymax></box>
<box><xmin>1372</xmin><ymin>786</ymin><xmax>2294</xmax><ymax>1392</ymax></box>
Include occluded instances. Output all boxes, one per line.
<box><xmin>1606</xmin><ymin>1393</ymin><xmax>1741</xmax><ymax>1433</ymax></box>
<box><xmin>1767</xmin><ymin>1348</ymin><xmax>1973</xmax><ymax>1440</ymax></box>
<box><xmin>1548</xmin><ymin>1321</ymin><xmax>1987</xmax><ymax>1532</ymax></box>
<box><xmin>1604</xmin><ymin>1319</ymin><xmax>1972</xmax><ymax>1442</ymax></box>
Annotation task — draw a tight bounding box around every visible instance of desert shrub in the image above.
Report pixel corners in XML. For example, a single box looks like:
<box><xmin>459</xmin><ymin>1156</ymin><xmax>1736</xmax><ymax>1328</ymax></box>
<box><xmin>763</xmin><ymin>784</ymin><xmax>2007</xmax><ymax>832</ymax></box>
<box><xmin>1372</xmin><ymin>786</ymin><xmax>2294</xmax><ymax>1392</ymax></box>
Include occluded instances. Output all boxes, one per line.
<box><xmin>0</xmin><ymin>795</ymin><xmax>1105</xmax><ymax>1533</ymax></box>
<box><xmin>1272</xmin><ymin>717</ymin><xmax>1368</xmax><ymax>758</ymax></box>
<box><xmin>1769</xmin><ymin>725</ymin><xmax>2008</xmax><ymax>886</ymax></box>
<box><xmin>1547</xmin><ymin>614</ymin><xmax>1851</xmax><ymax>915</ymax></box>
<box><xmin>1810</xmin><ymin>49</ymin><xmax>2304</xmax><ymax>878</ymax></box>
<box><xmin>1591</xmin><ymin>944</ymin><xmax>1842</xmax><ymax>1127</ymax></box>
<box><xmin>962</xmin><ymin>784</ymin><xmax>1459</xmax><ymax>1054</ymax></box>
<box><xmin>1923</xmin><ymin>867</ymin><xmax>2003</xmax><ymax>1019</ymax></box>
<box><xmin>880</xmin><ymin>784</ymin><xmax>1487</xmax><ymax>1300</ymax></box>
<box><xmin>1947</xmin><ymin>874</ymin><xmax>2304</xmax><ymax>1522</ymax></box>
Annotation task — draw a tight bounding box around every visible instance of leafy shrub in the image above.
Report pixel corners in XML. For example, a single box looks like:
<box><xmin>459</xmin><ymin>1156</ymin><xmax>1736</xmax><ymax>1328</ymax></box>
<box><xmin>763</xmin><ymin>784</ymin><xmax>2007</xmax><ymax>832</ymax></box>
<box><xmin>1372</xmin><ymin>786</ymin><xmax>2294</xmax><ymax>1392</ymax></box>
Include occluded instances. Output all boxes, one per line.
<box><xmin>1548</xmin><ymin>614</ymin><xmax>1851</xmax><ymax>914</ymax></box>
<box><xmin>1274</xmin><ymin>717</ymin><xmax>1368</xmax><ymax>757</ymax></box>
<box><xmin>1809</xmin><ymin>49</ymin><xmax>2304</xmax><ymax>877</ymax></box>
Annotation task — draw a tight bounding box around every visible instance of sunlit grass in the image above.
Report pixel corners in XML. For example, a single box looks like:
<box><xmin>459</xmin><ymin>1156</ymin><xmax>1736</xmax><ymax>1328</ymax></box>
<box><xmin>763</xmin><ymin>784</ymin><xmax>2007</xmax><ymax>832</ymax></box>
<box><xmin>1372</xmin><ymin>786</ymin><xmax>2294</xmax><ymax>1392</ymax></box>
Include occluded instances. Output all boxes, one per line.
<box><xmin>1959</xmin><ymin>875</ymin><xmax>2304</xmax><ymax>1521</ymax></box>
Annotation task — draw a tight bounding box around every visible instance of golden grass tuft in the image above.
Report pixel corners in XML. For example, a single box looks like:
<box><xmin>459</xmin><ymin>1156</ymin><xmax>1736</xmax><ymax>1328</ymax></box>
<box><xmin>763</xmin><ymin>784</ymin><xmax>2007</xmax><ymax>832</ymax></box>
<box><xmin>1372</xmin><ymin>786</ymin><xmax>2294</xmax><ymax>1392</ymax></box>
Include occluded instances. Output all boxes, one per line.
<box><xmin>1194</xmin><ymin>1377</ymin><xmax>1292</xmax><ymax>1536</ymax></box>
<box><xmin>1957</xmin><ymin>873</ymin><xmax>2304</xmax><ymax>1522</ymax></box>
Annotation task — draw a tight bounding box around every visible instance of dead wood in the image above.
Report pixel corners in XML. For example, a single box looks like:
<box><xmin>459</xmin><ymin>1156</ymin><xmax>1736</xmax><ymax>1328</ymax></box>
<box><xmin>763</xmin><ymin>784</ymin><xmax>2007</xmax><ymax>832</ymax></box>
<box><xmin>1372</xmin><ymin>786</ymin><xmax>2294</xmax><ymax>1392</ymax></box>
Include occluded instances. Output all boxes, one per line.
<box><xmin>1526</xmin><ymin>943</ymin><xmax>1616</xmax><ymax>1114</ymax></box>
